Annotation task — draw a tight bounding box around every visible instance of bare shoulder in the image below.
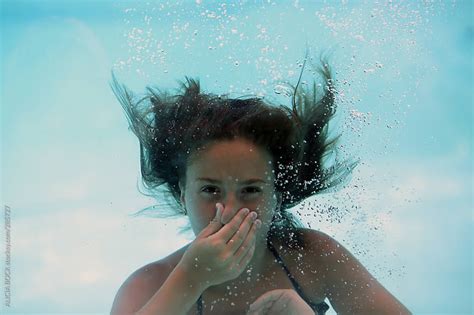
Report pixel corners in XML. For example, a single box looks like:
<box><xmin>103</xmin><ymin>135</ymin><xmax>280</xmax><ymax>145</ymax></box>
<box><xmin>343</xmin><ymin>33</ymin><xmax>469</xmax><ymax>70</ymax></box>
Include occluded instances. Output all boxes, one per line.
<box><xmin>298</xmin><ymin>228</ymin><xmax>411</xmax><ymax>314</ymax></box>
<box><xmin>268</xmin><ymin>228</ymin><xmax>332</xmax><ymax>303</ymax></box>
<box><xmin>298</xmin><ymin>227</ymin><xmax>370</xmax><ymax>273</ymax></box>
<box><xmin>110</xmin><ymin>243</ymin><xmax>192</xmax><ymax>315</ymax></box>
<box><xmin>293</xmin><ymin>227</ymin><xmax>340</xmax><ymax>261</ymax></box>
<box><xmin>298</xmin><ymin>227</ymin><xmax>335</xmax><ymax>249</ymax></box>
<box><xmin>297</xmin><ymin>227</ymin><xmax>366</xmax><ymax>283</ymax></box>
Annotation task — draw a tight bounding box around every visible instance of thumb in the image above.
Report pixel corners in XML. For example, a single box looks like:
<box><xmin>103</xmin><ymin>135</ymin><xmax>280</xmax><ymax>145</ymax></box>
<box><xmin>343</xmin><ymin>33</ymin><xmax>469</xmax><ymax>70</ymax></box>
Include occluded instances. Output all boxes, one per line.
<box><xmin>198</xmin><ymin>203</ymin><xmax>223</xmax><ymax>238</ymax></box>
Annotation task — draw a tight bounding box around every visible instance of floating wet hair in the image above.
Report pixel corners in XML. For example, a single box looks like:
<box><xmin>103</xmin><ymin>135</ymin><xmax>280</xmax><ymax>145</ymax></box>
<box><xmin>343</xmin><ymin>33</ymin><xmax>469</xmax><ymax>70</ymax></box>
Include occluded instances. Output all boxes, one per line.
<box><xmin>110</xmin><ymin>53</ymin><xmax>358</xmax><ymax>248</ymax></box>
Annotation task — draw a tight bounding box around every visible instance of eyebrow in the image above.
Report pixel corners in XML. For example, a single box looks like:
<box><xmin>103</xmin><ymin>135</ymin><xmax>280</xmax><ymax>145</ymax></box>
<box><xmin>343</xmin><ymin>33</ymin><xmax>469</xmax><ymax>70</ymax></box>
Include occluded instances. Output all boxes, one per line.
<box><xmin>196</xmin><ymin>177</ymin><xmax>268</xmax><ymax>185</ymax></box>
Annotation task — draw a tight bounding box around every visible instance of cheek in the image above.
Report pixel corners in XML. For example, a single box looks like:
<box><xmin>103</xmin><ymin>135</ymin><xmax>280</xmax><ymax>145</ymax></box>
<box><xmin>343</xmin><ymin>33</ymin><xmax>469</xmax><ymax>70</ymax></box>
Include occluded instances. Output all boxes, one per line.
<box><xmin>185</xmin><ymin>195</ymin><xmax>216</xmax><ymax>232</ymax></box>
<box><xmin>255</xmin><ymin>195</ymin><xmax>278</xmax><ymax>222</ymax></box>
<box><xmin>189</xmin><ymin>211</ymin><xmax>211</xmax><ymax>237</ymax></box>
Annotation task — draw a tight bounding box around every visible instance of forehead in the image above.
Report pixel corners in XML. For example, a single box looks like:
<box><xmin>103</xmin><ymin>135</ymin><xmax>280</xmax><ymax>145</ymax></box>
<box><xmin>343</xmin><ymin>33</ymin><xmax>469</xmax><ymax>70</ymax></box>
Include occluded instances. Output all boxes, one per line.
<box><xmin>186</xmin><ymin>139</ymin><xmax>274</xmax><ymax>180</ymax></box>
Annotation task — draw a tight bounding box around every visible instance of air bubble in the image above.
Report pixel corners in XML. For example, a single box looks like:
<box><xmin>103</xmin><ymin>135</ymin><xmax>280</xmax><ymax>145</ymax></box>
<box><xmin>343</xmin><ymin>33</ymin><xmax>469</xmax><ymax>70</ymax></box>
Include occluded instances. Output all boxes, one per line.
<box><xmin>273</xmin><ymin>84</ymin><xmax>293</xmax><ymax>97</ymax></box>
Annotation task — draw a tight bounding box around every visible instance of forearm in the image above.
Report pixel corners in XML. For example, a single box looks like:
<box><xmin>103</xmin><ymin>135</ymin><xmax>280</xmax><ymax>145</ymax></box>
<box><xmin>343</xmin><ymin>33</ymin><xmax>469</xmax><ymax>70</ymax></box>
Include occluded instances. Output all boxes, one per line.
<box><xmin>135</xmin><ymin>264</ymin><xmax>203</xmax><ymax>315</ymax></box>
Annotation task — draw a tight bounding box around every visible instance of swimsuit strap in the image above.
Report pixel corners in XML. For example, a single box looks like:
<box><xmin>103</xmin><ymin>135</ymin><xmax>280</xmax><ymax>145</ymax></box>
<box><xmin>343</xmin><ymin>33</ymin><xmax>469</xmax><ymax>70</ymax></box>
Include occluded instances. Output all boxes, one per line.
<box><xmin>267</xmin><ymin>239</ymin><xmax>330</xmax><ymax>315</ymax></box>
<box><xmin>197</xmin><ymin>294</ymin><xmax>203</xmax><ymax>315</ymax></box>
<box><xmin>196</xmin><ymin>240</ymin><xmax>329</xmax><ymax>315</ymax></box>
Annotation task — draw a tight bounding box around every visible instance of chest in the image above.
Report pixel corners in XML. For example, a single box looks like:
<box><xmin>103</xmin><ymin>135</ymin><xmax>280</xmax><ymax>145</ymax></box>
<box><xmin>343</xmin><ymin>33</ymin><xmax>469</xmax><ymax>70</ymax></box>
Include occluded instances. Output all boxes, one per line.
<box><xmin>186</xmin><ymin>274</ymin><xmax>293</xmax><ymax>315</ymax></box>
<box><xmin>186</xmin><ymin>247</ymin><xmax>326</xmax><ymax>315</ymax></box>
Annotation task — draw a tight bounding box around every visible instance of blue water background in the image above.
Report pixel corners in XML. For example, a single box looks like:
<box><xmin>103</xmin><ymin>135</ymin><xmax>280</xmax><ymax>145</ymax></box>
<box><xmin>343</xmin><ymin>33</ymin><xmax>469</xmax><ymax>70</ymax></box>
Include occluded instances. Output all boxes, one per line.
<box><xmin>1</xmin><ymin>0</ymin><xmax>472</xmax><ymax>314</ymax></box>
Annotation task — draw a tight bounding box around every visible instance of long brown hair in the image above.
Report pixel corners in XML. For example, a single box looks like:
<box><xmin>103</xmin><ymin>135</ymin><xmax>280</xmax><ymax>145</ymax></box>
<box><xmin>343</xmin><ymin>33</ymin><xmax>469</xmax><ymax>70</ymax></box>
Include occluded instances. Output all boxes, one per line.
<box><xmin>110</xmin><ymin>54</ymin><xmax>358</xmax><ymax>249</ymax></box>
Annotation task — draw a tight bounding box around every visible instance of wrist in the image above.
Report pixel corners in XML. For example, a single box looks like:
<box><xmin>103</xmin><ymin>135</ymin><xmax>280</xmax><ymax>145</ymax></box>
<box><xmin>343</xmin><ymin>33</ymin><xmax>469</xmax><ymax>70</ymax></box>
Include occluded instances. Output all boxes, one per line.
<box><xmin>175</xmin><ymin>261</ymin><xmax>208</xmax><ymax>295</ymax></box>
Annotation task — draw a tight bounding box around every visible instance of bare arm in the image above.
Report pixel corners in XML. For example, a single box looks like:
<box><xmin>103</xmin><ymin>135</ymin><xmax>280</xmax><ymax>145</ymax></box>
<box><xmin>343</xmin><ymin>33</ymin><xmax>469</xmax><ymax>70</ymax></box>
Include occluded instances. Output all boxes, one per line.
<box><xmin>135</xmin><ymin>263</ymin><xmax>203</xmax><ymax>315</ymax></box>
<box><xmin>110</xmin><ymin>262</ymin><xmax>203</xmax><ymax>315</ymax></box>
<box><xmin>309</xmin><ymin>230</ymin><xmax>411</xmax><ymax>315</ymax></box>
<box><xmin>111</xmin><ymin>204</ymin><xmax>259</xmax><ymax>315</ymax></box>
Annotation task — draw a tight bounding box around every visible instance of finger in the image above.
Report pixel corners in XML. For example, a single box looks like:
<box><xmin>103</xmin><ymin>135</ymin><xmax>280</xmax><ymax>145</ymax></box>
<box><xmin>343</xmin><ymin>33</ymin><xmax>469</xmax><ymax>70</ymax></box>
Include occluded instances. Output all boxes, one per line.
<box><xmin>227</xmin><ymin>211</ymin><xmax>258</xmax><ymax>251</ymax></box>
<box><xmin>246</xmin><ymin>309</ymin><xmax>262</xmax><ymax>315</ymax></box>
<box><xmin>238</xmin><ymin>240</ymin><xmax>255</xmax><ymax>269</ymax></box>
<box><xmin>198</xmin><ymin>203</ymin><xmax>224</xmax><ymax>238</ymax></box>
<box><xmin>249</xmin><ymin>301</ymin><xmax>271</xmax><ymax>314</ymax></box>
<box><xmin>246</xmin><ymin>309</ymin><xmax>265</xmax><ymax>315</ymax></box>
<box><xmin>249</xmin><ymin>299</ymin><xmax>272</xmax><ymax>315</ymax></box>
<box><xmin>215</xmin><ymin>202</ymin><xmax>223</xmax><ymax>221</ymax></box>
<box><xmin>249</xmin><ymin>290</ymin><xmax>285</xmax><ymax>312</ymax></box>
<box><xmin>235</xmin><ymin>220</ymin><xmax>260</xmax><ymax>264</ymax></box>
<box><xmin>213</xmin><ymin>207</ymin><xmax>250</xmax><ymax>243</ymax></box>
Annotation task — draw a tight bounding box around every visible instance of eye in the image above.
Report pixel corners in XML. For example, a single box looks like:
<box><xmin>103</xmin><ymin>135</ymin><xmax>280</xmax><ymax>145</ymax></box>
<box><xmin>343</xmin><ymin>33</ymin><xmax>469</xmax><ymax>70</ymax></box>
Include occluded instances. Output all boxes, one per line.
<box><xmin>243</xmin><ymin>186</ymin><xmax>262</xmax><ymax>194</ymax></box>
<box><xmin>200</xmin><ymin>186</ymin><xmax>262</xmax><ymax>195</ymax></box>
<box><xmin>201</xmin><ymin>186</ymin><xmax>219</xmax><ymax>194</ymax></box>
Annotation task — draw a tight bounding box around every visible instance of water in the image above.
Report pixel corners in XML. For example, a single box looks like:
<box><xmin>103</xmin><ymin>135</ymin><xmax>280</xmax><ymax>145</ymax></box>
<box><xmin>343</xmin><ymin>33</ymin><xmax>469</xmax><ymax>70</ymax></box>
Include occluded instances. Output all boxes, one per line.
<box><xmin>1</xmin><ymin>0</ymin><xmax>472</xmax><ymax>314</ymax></box>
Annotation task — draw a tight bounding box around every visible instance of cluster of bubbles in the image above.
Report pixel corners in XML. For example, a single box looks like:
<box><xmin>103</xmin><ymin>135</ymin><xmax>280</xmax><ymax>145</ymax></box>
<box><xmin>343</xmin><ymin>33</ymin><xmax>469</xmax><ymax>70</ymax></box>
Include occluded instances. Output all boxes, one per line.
<box><xmin>115</xmin><ymin>0</ymin><xmax>450</xmax><ymax>286</ymax></box>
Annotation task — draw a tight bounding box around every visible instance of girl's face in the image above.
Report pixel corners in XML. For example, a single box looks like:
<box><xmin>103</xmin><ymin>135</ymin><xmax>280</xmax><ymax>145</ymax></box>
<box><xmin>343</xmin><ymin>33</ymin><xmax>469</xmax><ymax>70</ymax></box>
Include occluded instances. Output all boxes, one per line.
<box><xmin>180</xmin><ymin>138</ymin><xmax>281</xmax><ymax>240</ymax></box>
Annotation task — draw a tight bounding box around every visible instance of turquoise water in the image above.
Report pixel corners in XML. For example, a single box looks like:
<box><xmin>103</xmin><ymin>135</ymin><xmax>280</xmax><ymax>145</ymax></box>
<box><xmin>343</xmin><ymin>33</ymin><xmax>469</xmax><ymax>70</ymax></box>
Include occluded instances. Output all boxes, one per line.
<box><xmin>1</xmin><ymin>0</ymin><xmax>472</xmax><ymax>314</ymax></box>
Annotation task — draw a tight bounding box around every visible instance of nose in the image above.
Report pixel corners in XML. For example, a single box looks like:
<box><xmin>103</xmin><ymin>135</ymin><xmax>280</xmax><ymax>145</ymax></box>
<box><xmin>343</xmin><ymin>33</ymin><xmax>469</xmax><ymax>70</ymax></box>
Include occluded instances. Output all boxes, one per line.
<box><xmin>220</xmin><ymin>194</ymin><xmax>245</xmax><ymax>225</ymax></box>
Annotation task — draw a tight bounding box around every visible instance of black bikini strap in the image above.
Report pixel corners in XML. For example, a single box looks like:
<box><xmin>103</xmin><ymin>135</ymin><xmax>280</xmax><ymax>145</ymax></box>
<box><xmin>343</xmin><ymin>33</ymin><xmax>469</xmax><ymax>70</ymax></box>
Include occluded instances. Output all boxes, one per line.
<box><xmin>266</xmin><ymin>239</ymin><xmax>328</xmax><ymax>313</ymax></box>
<box><xmin>197</xmin><ymin>294</ymin><xmax>203</xmax><ymax>314</ymax></box>
<box><xmin>198</xmin><ymin>240</ymin><xmax>329</xmax><ymax>315</ymax></box>
<box><xmin>266</xmin><ymin>239</ymin><xmax>306</xmax><ymax>293</ymax></box>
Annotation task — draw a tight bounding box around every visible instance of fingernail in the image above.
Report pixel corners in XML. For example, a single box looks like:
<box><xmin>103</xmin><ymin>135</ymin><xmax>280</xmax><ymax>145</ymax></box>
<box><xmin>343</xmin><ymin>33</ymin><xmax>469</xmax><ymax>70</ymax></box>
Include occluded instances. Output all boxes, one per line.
<box><xmin>242</xmin><ymin>208</ymin><xmax>249</xmax><ymax>214</ymax></box>
<box><xmin>255</xmin><ymin>220</ymin><xmax>262</xmax><ymax>228</ymax></box>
